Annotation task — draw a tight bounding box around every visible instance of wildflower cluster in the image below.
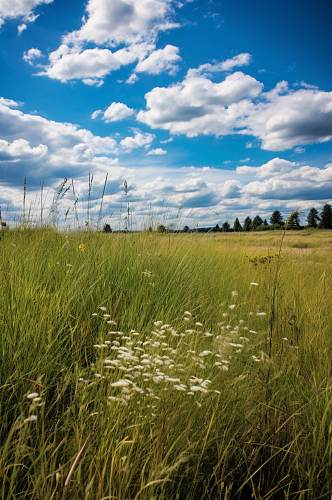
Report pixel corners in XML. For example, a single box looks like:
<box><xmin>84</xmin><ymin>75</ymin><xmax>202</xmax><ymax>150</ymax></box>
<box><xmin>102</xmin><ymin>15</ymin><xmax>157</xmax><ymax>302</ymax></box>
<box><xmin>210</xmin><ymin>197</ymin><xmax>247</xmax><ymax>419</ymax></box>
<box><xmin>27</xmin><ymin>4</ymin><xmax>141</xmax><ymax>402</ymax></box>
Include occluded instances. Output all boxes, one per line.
<box><xmin>80</xmin><ymin>297</ymin><xmax>267</xmax><ymax>413</ymax></box>
<box><xmin>24</xmin><ymin>390</ymin><xmax>44</xmax><ymax>424</ymax></box>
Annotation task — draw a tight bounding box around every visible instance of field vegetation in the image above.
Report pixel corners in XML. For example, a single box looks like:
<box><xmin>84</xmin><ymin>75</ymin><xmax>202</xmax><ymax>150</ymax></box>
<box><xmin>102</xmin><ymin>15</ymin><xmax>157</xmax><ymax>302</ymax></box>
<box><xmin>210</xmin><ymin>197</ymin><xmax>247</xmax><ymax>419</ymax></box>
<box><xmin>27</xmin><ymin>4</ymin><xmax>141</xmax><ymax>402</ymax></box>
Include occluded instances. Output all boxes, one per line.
<box><xmin>0</xmin><ymin>228</ymin><xmax>331</xmax><ymax>499</ymax></box>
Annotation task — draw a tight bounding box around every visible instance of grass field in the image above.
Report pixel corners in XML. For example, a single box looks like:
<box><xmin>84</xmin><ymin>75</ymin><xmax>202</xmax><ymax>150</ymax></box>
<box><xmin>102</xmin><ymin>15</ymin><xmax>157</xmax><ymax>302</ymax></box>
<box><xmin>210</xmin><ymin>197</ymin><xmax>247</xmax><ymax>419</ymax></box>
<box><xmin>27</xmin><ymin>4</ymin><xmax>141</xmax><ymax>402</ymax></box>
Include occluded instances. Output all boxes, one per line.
<box><xmin>0</xmin><ymin>228</ymin><xmax>331</xmax><ymax>499</ymax></box>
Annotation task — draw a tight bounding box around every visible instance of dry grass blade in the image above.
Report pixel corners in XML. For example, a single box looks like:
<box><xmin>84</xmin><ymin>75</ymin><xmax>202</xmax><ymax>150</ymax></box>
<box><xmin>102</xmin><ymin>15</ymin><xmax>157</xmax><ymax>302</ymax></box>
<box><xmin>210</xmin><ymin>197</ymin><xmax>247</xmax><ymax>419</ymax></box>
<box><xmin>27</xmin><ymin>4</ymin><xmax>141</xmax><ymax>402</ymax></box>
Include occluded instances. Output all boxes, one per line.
<box><xmin>62</xmin><ymin>438</ymin><xmax>88</xmax><ymax>500</ymax></box>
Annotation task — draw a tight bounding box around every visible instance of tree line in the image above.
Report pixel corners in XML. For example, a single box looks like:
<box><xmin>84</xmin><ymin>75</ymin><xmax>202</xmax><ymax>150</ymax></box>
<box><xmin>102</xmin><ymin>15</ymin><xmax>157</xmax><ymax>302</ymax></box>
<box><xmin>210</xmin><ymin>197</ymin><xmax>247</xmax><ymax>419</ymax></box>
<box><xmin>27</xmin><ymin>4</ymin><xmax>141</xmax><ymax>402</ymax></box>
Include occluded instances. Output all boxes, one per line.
<box><xmin>154</xmin><ymin>203</ymin><xmax>332</xmax><ymax>233</ymax></box>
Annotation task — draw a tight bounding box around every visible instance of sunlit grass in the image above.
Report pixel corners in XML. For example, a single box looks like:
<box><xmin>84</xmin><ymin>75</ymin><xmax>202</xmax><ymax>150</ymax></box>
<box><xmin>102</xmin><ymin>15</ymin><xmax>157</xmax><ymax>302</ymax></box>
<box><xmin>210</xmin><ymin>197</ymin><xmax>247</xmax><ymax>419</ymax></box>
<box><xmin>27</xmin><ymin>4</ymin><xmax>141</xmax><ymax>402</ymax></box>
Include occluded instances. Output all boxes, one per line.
<box><xmin>0</xmin><ymin>229</ymin><xmax>331</xmax><ymax>499</ymax></box>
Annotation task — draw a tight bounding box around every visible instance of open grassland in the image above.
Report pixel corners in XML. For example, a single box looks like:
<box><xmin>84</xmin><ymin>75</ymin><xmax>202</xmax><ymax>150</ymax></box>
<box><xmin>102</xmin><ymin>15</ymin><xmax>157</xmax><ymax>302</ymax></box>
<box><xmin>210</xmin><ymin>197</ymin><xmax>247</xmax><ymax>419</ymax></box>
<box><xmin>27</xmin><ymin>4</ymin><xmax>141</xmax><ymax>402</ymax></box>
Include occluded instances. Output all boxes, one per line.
<box><xmin>0</xmin><ymin>229</ymin><xmax>331</xmax><ymax>499</ymax></box>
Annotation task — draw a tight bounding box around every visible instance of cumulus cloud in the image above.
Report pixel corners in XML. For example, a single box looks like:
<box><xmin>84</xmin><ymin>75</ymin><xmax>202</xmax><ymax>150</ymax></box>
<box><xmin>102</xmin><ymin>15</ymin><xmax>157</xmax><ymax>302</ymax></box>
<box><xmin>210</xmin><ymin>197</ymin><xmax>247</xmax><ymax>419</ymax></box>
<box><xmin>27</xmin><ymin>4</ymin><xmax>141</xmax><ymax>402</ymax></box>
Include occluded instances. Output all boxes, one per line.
<box><xmin>0</xmin><ymin>98</ymin><xmax>117</xmax><ymax>154</ymax></box>
<box><xmin>1</xmin><ymin>96</ymin><xmax>331</xmax><ymax>227</ymax></box>
<box><xmin>146</xmin><ymin>147</ymin><xmax>167</xmax><ymax>156</ymax></box>
<box><xmin>92</xmin><ymin>102</ymin><xmax>135</xmax><ymax>123</ymax></box>
<box><xmin>244</xmin><ymin>89</ymin><xmax>332</xmax><ymax>150</ymax></box>
<box><xmin>135</xmin><ymin>44</ymin><xmax>181</xmax><ymax>75</ymax></box>
<box><xmin>0</xmin><ymin>138</ymin><xmax>47</xmax><ymax>159</ymax></box>
<box><xmin>23</xmin><ymin>47</ymin><xmax>43</xmax><ymax>65</ymax></box>
<box><xmin>138</xmin><ymin>70</ymin><xmax>263</xmax><ymax>137</ymax></box>
<box><xmin>0</xmin><ymin>0</ymin><xmax>53</xmax><ymax>30</ymax></box>
<box><xmin>31</xmin><ymin>0</ymin><xmax>181</xmax><ymax>85</ymax></box>
<box><xmin>125</xmin><ymin>73</ymin><xmax>139</xmax><ymax>85</ymax></box>
<box><xmin>241</xmin><ymin>159</ymin><xmax>332</xmax><ymax>200</ymax></box>
<box><xmin>65</xmin><ymin>0</ymin><xmax>176</xmax><ymax>46</ymax></box>
<box><xmin>39</xmin><ymin>45</ymin><xmax>137</xmax><ymax>83</ymax></box>
<box><xmin>138</xmin><ymin>62</ymin><xmax>332</xmax><ymax>150</ymax></box>
<box><xmin>120</xmin><ymin>130</ymin><xmax>155</xmax><ymax>151</ymax></box>
<box><xmin>0</xmin><ymin>96</ymin><xmax>119</xmax><ymax>186</ymax></box>
<box><xmin>0</xmin><ymin>97</ymin><xmax>20</xmax><ymax>107</ymax></box>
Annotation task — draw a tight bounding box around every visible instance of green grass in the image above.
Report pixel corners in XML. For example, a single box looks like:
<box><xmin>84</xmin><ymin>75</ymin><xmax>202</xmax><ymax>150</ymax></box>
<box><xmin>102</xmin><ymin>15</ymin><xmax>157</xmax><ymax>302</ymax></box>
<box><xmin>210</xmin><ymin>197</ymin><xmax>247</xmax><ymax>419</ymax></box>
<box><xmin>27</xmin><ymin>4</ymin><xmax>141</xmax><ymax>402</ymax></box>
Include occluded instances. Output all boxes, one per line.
<box><xmin>0</xmin><ymin>228</ymin><xmax>331</xmax><ymax>499</ymax></box>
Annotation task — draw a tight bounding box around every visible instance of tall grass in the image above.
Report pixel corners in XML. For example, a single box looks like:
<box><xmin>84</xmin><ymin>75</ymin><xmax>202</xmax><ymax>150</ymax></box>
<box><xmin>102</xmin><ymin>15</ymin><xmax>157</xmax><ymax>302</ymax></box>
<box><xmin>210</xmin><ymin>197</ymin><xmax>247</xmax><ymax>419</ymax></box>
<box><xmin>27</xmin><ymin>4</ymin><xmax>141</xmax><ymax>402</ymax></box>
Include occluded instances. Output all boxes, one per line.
<box><xmin>0</xmin><ymin>229</ymin><xmax>331</xmax><ymax>499</ymax></box>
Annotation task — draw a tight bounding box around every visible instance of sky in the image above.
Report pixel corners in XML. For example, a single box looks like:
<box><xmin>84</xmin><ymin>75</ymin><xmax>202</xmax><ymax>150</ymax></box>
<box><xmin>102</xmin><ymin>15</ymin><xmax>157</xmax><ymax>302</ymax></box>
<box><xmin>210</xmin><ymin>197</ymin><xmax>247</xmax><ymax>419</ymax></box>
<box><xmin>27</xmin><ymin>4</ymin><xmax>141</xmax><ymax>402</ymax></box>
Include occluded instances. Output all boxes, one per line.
<box><xmin>0</xmin><ymin>0</ymin><xmax>331</xmax><ymax>229</ymax></box>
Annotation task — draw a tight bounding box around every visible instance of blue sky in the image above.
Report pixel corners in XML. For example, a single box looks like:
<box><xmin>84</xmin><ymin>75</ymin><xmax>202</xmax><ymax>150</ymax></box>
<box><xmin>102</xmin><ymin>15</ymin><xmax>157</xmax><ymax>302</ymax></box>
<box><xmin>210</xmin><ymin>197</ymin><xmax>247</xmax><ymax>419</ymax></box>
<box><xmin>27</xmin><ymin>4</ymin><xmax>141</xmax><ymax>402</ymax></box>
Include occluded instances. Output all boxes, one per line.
<box><xmin>0</xmin><ymin>0</ymin><xmax>331</xmax><ymax>228</ymax></box>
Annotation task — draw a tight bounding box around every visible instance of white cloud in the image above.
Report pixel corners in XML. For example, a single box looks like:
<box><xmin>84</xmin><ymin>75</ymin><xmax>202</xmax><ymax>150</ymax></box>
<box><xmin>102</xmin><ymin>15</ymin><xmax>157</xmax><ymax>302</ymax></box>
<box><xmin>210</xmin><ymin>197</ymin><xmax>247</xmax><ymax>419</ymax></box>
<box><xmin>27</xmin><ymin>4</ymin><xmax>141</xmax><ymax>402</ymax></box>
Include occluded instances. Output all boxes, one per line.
<box><xmin>23</xmin><ymin>47</ymin><xmax>43</xmax><ymax>65</ymax></box>
<box><xmin>138</xmin><ymin>70</ymin><xmax>263</xmax><ymax>137</ymax></box>
<box><xmin>138</xmin><ymin>63</ymin><xmax>332</xmax><ymax>150</ymax></box>
<box><xmin>82</xmin><ymin>78</ymin><xmax>104</xmax><ymax>87</ymax></box>
<box><xmin>0</xmin><ymin>138</ymin><xmax>48</xmax><ymax>159</ymax></box>
<box><xmin>39</xmin><ymin>45</ymin><xmax>137</xmax><ymax>83</ymax></box>
<box><xmin>0</xmin><ymin>99</ymin><xmax>117</xmax><ymax>154</ymax></box>
<box><xmin>91</xmin><ymin>109</ymin><xmax>103</xmax><ymax>120</ymax></box>
<box><xmin>1</xmin><ymin>97</ymin><xmax>331</xmax><ymax>227</ymax></box>
<box><xmin>125</xmin><ymin>73</ymin><xmax>139</xmax><ymax>85</ymax></box>
<box><xmin>244</xmin><ymin>89</ymin><xmax>332</xmax><ymax>150</ymax></box>
<box><xmin>0</xmin><ymin>97</ymin><xmax>20</xmax><ymax>107</ymax></box>
<box><xmin>242</xmin><ymin>160</ymin><xmax>332</xmax><ymax>200</ymax></box>
<box><xmin>190</xmin><ymin>52</ymin><xmax>251</xmax><ymax>77</ymax></box>
<box><xmin>91</xmin><ymin>102</ymin><xmax>135</xmax><ymax>123</ymax></box>
<box><xmin>103</xmin><ymin>102</ymin><xmax>135</xmax><ymax>122</ymax></box>
<box><xmin>135</xmin><ymin>44</ymin><xmax>181</xmax><ymax>75</ymax></box>
<box><xmin>236</xmin><ymin>158</ymin><xmax>294</xmax><ymax>178</ymax></box>
<box><xmin>0</xmin><ymin>0</ymin><xmax>53</xmax><ymax>29</ymax></box>
<box><xmin>0</xmin><ymin>96</ymin><xmax>119</xmax><ymax>186</ymax></box>
<box><xmin>146</xmin><ymin>147</ymin><xmax>167</xmax><ymax>156</ymax></box>
<box><xmin>35</xmin><ymin>0</ymin><xmax>181</xmax><ymax>85</ymax></box>
<box><xmin>120</xmin><ymin>130</ymin><xmax>155</xmax><ymax>151</ymax></box>
<box><xmin>66</xmin><ymin>0</ymin><xmax>176</xmax><ymax>46</ymax></box>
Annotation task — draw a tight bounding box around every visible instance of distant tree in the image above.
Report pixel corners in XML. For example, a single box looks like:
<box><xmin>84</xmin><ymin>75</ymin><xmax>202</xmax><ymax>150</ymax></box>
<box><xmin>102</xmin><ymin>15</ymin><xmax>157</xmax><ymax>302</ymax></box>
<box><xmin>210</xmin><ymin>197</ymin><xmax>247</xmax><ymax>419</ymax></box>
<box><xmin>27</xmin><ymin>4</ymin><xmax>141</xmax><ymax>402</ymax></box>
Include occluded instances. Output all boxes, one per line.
<box><xmin>148</xmin><ymin>226</ymin><xmax>153</xmax><ymax>232</ymax></box>
<box><xmin>243</xmin><ymin>216</ymin><xmax>252</xmax><ymax>231</ymax></box>
<box><xmin>270</xmin><ymin>210</ymin><xmax>283</xmax><ymax>226</ymax></box>
<box><xmin>233</xmin><ymin>217</ymin><xmax>242</xmax><ymax>232</ymax></box>
<box><xmin>286</xmin><ymin>211</ymin><xmax>301</xmax><ymax>229</ymax></box>
<box><xmin>222</xmin><ymin>221</ymin><xmax>230</xmax><ymax>232</ymax></box>
<box><xmin>213</xmin><ymin>224</ymin><xmax>221</xmax><ymax>232</ymax></box>
<box><xmin>319</xmin><ymin>204</ymin><xmax>332</xmax><ymax>229</ymax></box>
<box><xmin>183</xmin><ymin>225</ymin><xmax>190</xmax><ymax>232</ymax></box>
<box><xmin>263</xmin><ymin>219</ymin><xmax>268</xmax><ymax>226</ymax></box>
<box><xmin>307</xmin><ymin>208</ymin><xmax>320</xmax><ymax>228</ymax></box>
<box><xmin>157</xmin><ymin>224</ymin><xmax>166</xmax><ymax>233</ymax></box>
<box><xmin>103</xmin><ymin>223</ymin><xmax>112</xmax><ymax>233</ymax></box>
<box><xmin>252</xmin><ymin>215</ymin><xmax>263</xmax><ymax>230</ymax></box>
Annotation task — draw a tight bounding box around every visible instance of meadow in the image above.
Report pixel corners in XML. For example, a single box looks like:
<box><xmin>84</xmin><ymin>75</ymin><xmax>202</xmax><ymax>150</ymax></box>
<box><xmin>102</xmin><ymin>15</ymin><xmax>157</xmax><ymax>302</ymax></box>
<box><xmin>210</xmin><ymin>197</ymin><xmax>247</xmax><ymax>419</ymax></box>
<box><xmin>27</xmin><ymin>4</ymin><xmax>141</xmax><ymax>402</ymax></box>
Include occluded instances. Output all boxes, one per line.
<box><xmin>0</xmin><ymin>228</ymin><xmax>331</xmax><ymax>499</ymax></box>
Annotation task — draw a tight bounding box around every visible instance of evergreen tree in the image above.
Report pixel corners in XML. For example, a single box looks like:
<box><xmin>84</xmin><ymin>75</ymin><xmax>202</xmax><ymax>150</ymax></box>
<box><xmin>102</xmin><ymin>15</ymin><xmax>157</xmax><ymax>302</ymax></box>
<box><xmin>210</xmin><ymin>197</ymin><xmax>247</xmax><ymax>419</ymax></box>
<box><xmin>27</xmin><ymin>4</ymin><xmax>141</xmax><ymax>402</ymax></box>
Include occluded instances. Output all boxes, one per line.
<box><xmin>307</xmin><ymin>208</ymin><xmax>320</xmax><ymax>228</ymax></box>
<box><xmin>270</xmin><ymin>210</ymin><xmax>283</xmax><ymax>225</ymax></box>
<box><xmin>252</xmin><ymin>215</ymin><xmax>263</xmax><ymax>230</ymax></box>
<box><xmin>233</xmin><ymin>217</ymin><xmax>242</xmax><ymax>232</ymax></box>
<box><xmin>183</xmin><ymin>225</ymin><xmax>190</xmax><ymax>232</ymax></box>
<box><xmin>213</xmin><ymin>224</ymin><xmax>221</xmax><ymax>232</ymax></box>
<box><xmin>286</xmin><ymin>211</ymin><xmax>301</xmax><ymax>229</ymax></box>
<box><xmin>222</xmin><ymin>221</ymin><xmax>230</xmax><ymax>232</ymax></box>
<box><xmin>243</xmin><ymin>216</ymin><xmax>252</xmax><ymax>231</ymax></box>
<box><xmin>103</xmin><ymin>223</ymin><xmax>112</xmax><ymax>233</ymax></box>
<box><xmin>319</xmin><ymin>204</ymin><xmax>332</xmax><ymax>229</ymax></box>
<box><xmin>263</xmin><ymin>219</ymin><xmax>268</xmax><ymax>226</ymax></box>
<box><xmin>157</xmin><ymin>224</ymin><xmax>166</xmax><ymax>233</ymax></box>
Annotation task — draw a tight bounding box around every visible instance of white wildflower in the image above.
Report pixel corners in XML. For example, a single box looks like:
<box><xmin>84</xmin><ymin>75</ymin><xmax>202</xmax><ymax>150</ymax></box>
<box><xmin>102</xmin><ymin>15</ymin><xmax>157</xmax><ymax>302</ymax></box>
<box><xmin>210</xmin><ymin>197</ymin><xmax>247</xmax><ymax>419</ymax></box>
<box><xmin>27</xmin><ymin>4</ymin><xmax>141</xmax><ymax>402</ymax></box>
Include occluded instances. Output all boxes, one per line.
<box><xmin>199</xmin><ymin>350</ymin><xmax>212</xmax><ymax>357</ymax></box>
<box><xmin>111</xmin><ymin>380</ymin><xmax>131</xmax><ymax>388</ymax></box>
<box><xmin>24</xmin><ymin>415</ymin><xmax>38</xmax><ymax>423</ymax></box>
<box><xmin>27</xmin><ymin>392</ymin><xmax>39</xmax><ymax>400</ymax></box>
